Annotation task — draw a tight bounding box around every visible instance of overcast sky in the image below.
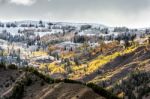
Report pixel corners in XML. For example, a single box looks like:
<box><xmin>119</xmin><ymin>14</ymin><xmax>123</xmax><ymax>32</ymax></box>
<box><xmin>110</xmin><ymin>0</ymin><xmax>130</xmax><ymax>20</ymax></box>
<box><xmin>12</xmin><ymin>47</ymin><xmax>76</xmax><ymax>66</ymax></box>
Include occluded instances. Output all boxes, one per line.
<box><xmin>0</xmin><ymin>0</ymin><xmax>150</xmax><ymax>28</ymax></box>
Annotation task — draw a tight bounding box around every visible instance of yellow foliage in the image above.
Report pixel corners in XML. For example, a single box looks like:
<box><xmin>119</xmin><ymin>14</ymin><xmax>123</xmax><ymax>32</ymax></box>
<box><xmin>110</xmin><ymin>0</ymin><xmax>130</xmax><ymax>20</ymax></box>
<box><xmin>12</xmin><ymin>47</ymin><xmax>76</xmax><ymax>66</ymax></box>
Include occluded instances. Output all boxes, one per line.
<box><xmin>48</xmin><ymin>62</ymin><xmax>65</xmax><ymax>74</ymax></box>
<box><xmin>39</xmin><ymin>63</ymin><xmax>47</xmax><ymax>69</ymax></box>
<box><xmin>61</xmin><ymin>52</ymin><xmax>75</xmax><ymax>58</ymax></box>
<box><xmin>39</xmin><ymin>44</ymin><xmax>138</xmax><ymax>80</ymax></box>
<box><xmin>51</xmin><ymin>67</ymin><xmax>65</xmax><ymax>74</ymax></box>
<box><xmin>72</xmin><ymin>64</ymin><xmax>87</xmax><ymax>71</ymax></box>
<box><xmin>31</xmin><ymin>51</ymin><xmax>48</xmax><ymax>57</ymax></box>
<box><xmin>39</xmin><ymin>62</ymin><xmax>65</xmax><ymax>74</ymax></box>
<box><xmin>85</xmin><ymin>45</ymin><xmax>137</xmax><ymax>75</ymax></box>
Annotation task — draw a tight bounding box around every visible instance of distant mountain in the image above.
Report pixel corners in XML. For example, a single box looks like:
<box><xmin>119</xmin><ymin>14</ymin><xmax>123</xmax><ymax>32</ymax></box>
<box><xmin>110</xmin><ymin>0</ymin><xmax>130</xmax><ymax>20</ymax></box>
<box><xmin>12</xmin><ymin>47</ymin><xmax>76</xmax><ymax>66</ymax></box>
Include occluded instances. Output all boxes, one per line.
<box><xmin>0</xmin><ymin>20</ymin><xmax>107</xmax><ymax>28</ymax></box>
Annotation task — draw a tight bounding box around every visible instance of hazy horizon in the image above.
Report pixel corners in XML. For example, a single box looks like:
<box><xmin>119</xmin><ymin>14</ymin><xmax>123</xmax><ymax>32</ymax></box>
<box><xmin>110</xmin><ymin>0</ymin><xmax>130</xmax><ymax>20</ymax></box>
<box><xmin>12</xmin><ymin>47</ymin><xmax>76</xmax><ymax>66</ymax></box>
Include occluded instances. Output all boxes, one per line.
<box><xmin>1</xmin><ymin>0</ymin><xmax>150</xmax><ymax>28</ymax></box>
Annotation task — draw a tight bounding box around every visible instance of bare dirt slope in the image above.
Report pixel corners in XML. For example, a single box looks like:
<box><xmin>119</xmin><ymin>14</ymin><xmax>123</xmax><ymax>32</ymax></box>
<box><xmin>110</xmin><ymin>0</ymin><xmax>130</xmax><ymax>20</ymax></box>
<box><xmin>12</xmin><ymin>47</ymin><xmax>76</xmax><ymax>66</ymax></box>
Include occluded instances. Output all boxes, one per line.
<box><xmin>0</xmin><ymin>67</ymin><xmax>105</xmax><ymax>99</ymax></box>
<box><xmin>23</xmin><ymin>82</ymin><xmax>104</xmax><ymax>99</ymax></box>
<box><xmin>22</xmin><ymin>73</ymin><xmax>104</xmax><ymax>99</ymax></box>
<box><xmin>0</xmin><ymin>68</ymin><xmax>24</xmax><ymax>98</ymax></box>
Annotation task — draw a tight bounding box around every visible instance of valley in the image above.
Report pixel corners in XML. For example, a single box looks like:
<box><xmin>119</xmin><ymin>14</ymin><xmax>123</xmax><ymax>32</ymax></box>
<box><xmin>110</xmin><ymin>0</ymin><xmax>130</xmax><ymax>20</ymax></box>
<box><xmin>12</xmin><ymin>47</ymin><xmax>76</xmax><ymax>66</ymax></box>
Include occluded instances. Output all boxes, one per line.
<box><xmin>0</xmin><ymin>21</ymin><xmax>150</xmax><ymax>99</ymax></box>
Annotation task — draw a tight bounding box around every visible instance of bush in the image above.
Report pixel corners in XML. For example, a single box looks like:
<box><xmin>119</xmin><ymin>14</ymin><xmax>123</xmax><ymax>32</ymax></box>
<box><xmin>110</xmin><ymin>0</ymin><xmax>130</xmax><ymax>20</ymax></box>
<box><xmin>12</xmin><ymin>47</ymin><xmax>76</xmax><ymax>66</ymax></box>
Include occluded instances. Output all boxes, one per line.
<box><xmin>24</xmin><ymin>67</ymin><xmax>54</xmax><ymax>83</ymax></box>
<box><xmin>63</xmin><ymin>79</ymin><xmax>83</xmax><ymax>85</ymax></box>
<box><xmin>0</xmin><ymin>63</ymin><xmax>6</xmax><ymax>69</ymax></box>
<box><xmin>10</xmin><ymin>82</ymin><xmax>24</xmax><ymax>99</ymax></box>
<box><xmin>8</xmin><ymin>64</ymin><xmax>18</xmax><ymax>70</ymax></box>
<box><xmin>5</xmin><ymin>83</ymin><xmax>9</xmax><ymax>87</ymax></box>
<box><xmin>40</xmin><ymin>81</ymin><xmax>45</xmax><ymax>86</ymax></box>
<box><xmin>53</xmin><ymin>79</ymin><xmax>62</xmax><ymax>83</ymax></box>
<box><xmin>25</xmin><ymin>77</ymin><xmax>32</xmax><ymax>86</ymax></box>
<box><xmin>87</xmin><ymin>83</ymin><xmax>120</xmax><ymax>99</ymax></box>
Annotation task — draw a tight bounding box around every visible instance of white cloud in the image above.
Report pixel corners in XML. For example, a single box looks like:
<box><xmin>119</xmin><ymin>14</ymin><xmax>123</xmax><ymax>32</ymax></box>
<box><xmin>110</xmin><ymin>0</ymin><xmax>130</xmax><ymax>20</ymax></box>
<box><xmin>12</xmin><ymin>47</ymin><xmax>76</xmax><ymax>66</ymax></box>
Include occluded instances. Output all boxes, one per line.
<box><xmin>10</xmin><ymin>0</ymin><xmax>36</xmax><ymax>6</ymax></box>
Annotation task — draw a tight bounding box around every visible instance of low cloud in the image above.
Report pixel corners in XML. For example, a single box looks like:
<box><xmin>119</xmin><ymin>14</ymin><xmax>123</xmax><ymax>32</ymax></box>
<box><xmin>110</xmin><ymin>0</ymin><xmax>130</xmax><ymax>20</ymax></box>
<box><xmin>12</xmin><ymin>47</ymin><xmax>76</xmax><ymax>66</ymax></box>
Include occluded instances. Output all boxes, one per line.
<box><xmin>1</xmin><ymin>0</ymin><xmax>150</xmax><ymax>28</ymax></box>
<box><xmin>10</xmin><ymin>0</ymin><xmax>36</xmax><ymax>6</ymax></box>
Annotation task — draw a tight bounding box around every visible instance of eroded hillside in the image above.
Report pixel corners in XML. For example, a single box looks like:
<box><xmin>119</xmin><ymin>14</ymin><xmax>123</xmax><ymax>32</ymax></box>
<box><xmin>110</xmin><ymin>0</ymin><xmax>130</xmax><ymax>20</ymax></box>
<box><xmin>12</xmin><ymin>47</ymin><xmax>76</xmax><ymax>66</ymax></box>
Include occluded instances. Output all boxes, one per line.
<box><xmin>0</xmin><ymin>65</ymin><xmax>119</xmax><ymax>99</ymax></box>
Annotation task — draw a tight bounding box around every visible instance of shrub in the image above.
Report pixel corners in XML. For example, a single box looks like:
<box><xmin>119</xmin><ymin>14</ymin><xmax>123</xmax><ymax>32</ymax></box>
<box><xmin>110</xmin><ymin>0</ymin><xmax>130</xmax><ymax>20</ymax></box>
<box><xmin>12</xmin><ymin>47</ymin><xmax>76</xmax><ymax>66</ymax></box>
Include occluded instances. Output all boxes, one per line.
<box><xmin>25</xmin><ymin>77</ymin><xmax>32</xmax><ymax>86</ymax></box>
<box><xmin>87</xmin><ymin>83</ymin><xmax>120</xmax><ymax>99</ymax></box>
<box><xmin>7</xmin><ymin>64</ymin><xmax>18</xmax><ymax>70</ymax></box>
<box><xmin>5</xmin><ymin>83</ymin><xmax>9</xmax><ymax>87</ymax></box>
<box><xmin>63</xmin><ymin>79</ymin><xmax>83</xmax><ymax>85</ymax></box>
<box><xmin>11</xmin><ymin>82</ymin><xmax>24</xmax><ymax>99</ymax></box>
<box><xmin>0</xmin><ymin>63</ymin><xmax>6</xmax><ymax>69</ymax></box>
<box><xmin>40</xmin><ymin>81</ymin><xmax>45</xmax><ymax>86</ymax></box>
<box><xmin>24</xmin><ymin>67</ymin><xmax>54</xmax><ymax>83</ymax></box>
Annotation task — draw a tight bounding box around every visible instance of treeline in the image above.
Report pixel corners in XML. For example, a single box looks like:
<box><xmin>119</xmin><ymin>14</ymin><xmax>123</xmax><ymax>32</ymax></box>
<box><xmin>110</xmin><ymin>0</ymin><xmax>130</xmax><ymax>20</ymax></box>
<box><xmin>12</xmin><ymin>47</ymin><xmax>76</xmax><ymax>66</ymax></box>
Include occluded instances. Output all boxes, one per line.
<box><xmin>0</xmin><ymin>63</ymin><xmax>18</xmax><ymax>70</ymax></box>
<box><xmin>0</xmin><ymin>22</ymin><xmax>17</xmax><ymax>28</ymax></box>
<box><xmin>112</xmin><ymin>71</ymin><xmax>150</xmax><ymax>99</ymax></box>
<box><xmin>73</xmin><ymin>33</ymin><xmax>137</xmax><ymax>43</ymax></box>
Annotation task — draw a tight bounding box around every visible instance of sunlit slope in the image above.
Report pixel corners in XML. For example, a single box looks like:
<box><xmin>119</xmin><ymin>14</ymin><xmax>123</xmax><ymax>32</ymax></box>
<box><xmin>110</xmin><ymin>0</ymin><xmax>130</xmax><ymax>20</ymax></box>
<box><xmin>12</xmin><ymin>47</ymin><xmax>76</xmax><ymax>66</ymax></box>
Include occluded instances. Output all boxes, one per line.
<box><xmin>86</xmin><ymin>44</ymin><xmax>150</xmax><ymax>86</ymax></box>
<box><xmin>39</xmin><ymin>41</ymin><xmax>144</xmax><ymax>80</ymax></box>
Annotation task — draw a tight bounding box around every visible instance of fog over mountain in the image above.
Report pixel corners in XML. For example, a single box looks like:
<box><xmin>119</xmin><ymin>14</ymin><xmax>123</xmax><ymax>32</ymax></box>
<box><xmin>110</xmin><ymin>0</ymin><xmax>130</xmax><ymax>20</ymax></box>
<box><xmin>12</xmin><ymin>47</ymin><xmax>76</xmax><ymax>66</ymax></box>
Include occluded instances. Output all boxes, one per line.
<box><xmin>0</xmin><ymin>0</ymin><xmax>150</xmax><ymax>28</ymax></box>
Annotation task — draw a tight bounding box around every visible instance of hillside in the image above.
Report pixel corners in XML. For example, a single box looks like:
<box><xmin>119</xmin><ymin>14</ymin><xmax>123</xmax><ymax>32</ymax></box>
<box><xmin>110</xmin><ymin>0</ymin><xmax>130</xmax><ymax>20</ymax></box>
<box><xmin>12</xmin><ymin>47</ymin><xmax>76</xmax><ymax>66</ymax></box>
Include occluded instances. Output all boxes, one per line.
<box><xmin>0</xmin><ymin>20</ymin><xmax>150</xmax><ymax>99</ymax></box>
<box><xmin>82</xmin><ymin>45</ymin><xmax>150</xmax><ymax>82</ymax></box>
<box><xmin>23</xmin><ymin>82</ymin><xmax>104</xmax><ymax>99</ymax></box>
<box><xmin>1</xmin><ymin>42</ymin><xmax>149</xmax><ymax>99</ymax></box>
<box><xmin>0</xmin><ymin>65</ymin><xmax>119</xmax><ymax>99</ymax></box>
<box><xmin>36</xmin><ymin>40</ymin><xmax>150</xmax><ymax>99</ymax></box>
<box><xmin>80</xmin><ymin>43</ymin><xmax>150</xmax><ymax>98</ymax></box>
<box><xmin>0</xmin><ymin>66</ymin><xmax>25</xmax><ymax>98</ymax></box>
